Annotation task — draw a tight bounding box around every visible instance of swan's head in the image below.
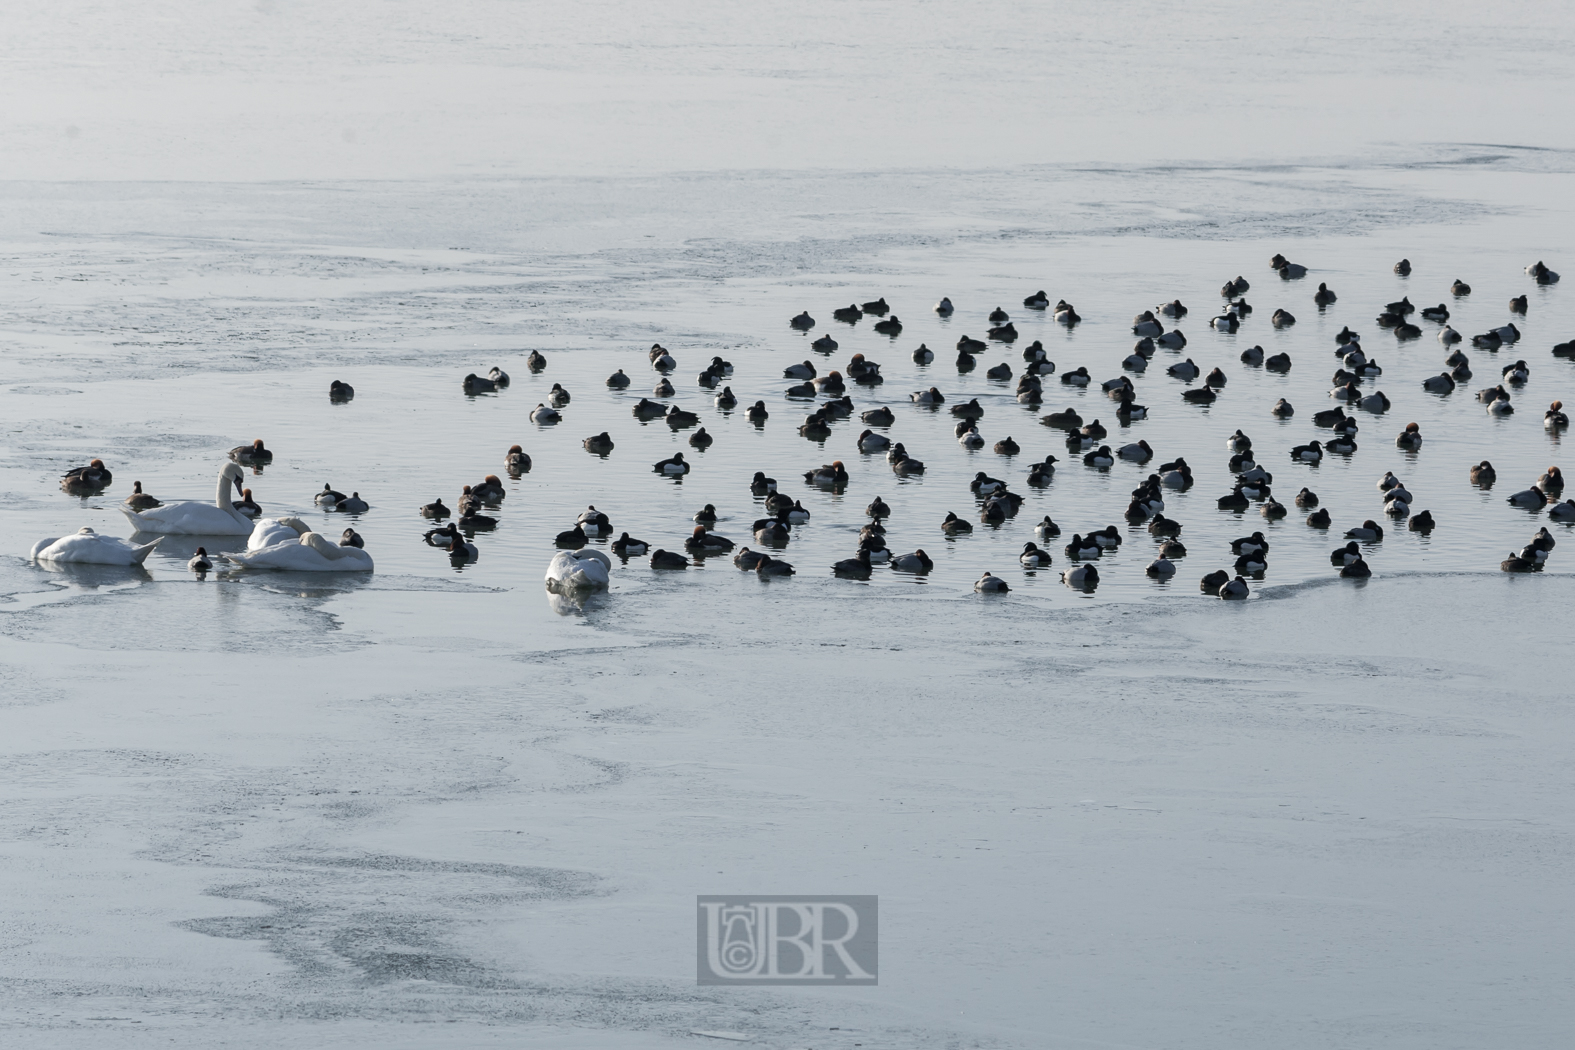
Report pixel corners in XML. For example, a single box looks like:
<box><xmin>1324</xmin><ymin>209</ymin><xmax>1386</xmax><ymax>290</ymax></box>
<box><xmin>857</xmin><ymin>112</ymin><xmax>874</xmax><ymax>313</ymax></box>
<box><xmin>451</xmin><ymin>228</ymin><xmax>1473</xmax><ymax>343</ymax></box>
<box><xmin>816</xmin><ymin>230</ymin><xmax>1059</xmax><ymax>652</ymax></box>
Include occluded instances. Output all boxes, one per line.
<box><xmin>222</xmin><ymin>462</ymin><xmax>246</xmax><ymax>487</ymax></box>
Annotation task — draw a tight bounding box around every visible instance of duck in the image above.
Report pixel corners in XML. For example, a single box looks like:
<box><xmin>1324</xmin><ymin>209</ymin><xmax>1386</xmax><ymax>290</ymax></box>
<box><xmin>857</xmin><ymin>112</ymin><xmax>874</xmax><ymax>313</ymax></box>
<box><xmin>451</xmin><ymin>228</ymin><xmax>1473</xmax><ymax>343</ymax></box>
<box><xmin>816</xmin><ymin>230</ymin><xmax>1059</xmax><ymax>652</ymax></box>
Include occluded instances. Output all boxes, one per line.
<box><xmin>1344</xmin><ymin>520</ymin><xmax>1384</xmax><ymax>541</ymax></box>
<box><xmin>911</xmin><ymin>387</ymin><xmax>946</xmax><ymax>405</ymax></box>
<box><xmin>574</xmin><ymin>506</ymin><xmax>612</xmax><ymax>534</ymax></box>
<box><xmin>1395</xmin><ymin>422</ymin><xmax>1423</xmax><ymax>449</ymax></box>
<box><xmin>120</xmin><ymin>463</ymin><xmax>254</xmax><ymax>535</ymax></box>
<box><xmin>123</xmin><ymin>481</ymin><xmax>162</xmax><ymax>511</ymax></box>
<box><xmin>1394</xmin><ymin>259</ymin><xmax>1412</xmax><ymax>275</ymax></box>
<box><xmin>530</xmin><ymin>403</ymin><xmax>562</xmax><ymax>424</ymax></box>
<box><xmin>1270</xmin><ymin>398</ymin><xmax>1295</xmax><ymax>418</ymax></box>
<box><xmin>329</xmin><ymin>379</ymin><xmax>355</xmax><ymax>401</ymax></box>
<box><xmin>1055</xmin><ymin>302</ymin><xmax>1081</xmax><ymax>325</ymax></box>
<box><xmin>1393</xmin><ymin>321</ymin><xmax>1422</xmax><ymax>340</ymax></box>
<box><xmin>1537</xmin><ymin>466</ymin><xmax>1565</xmax><ymax>496</ymax></box>
<box><xmin>1218</xmin><ymin>576</ymin><xmax>1250</xmax><ymax>600</ymax></box>
<box><xmin>689</xmin><ymin>427</ymin><xmax>714</xmax><ymax>449</ymax></box>
<box><xmin>236</xmin><ymin>490</ymin><xmax>261</xmax><ymax>517</ymax></box>
<box><xmin>873</xmin><ymin>316</ymin><xmax>904</xmax><ymax>336</ymax></box>
<box><xmin>1156</xmin><ymin>330</ymin><xmax>1189</xmax><ymax>351</ymax></box>
<box><xmin>745</xmin><ymin>401</ymin><xmax>770</xmax><ymax>423</ymax></box>
<box><xmin>790</xmin><ymin>310</ymin><xmax>816</xmax><ymax>329</ymax></box>
<box><xmin>783</xmin><ymin>360</ymin><xmax>816</xmax><ymax>380</ymax></box>
<box><xmin>633</xmin><ymin>397</ymin><xmax>668</xmax><ymax>420</ymax></box>
<box><xmin>334</xmin><ymin>492</ymin><xmax>369</xmax><ymax>514</ymax></box>
<box><xmin>1167</xmin><ymin>358</ymin><xmax>1199</xmax><ymax>381</ymax></box>
<box><xmin>954</xmin><ymin>426</ymin><xmax>982</xmax><ymax>450</ymax></box>
<box><xmin>60</xmin><ymin>459</ymin><xmax>114</xmax><ymax>493</ymax></box>
<box><xmin>1339</xmin><ymin>557</ymin><xmax>1372</xmax><ymax>579</ymax></box>
<box><xmin>463</xmin><ymin>373</ymin><xmax>498</xmax><ymax>394</ymax></box>
<box><xmin>806</xmin><ymin>461</ymin><xmax>849</xmax><ymax>486</ymax></box>
<box><xmin>1501</xmin><ymin>551</ymin><xmax>1536</xmax><ymax>573</ymax></box>
<box><xmin>456</xmin><ymin>507</ymin><xmax>496</xmax><ymax>530</ymax></box>
<box><xmin>1026</xmin><ymin>457</ymin><xmax>1058</xmax><ymax>486</ymax></box>
<box><xmin>685</xmin><ymin>526</ymin><xmax>736</xmax><ymax>554</ymax></box>
<box><xmin>1211</xmin><ymin>314</ymin><xmax>1240</xmax><ymax>333</ymax></box>
<box><xmin>1272</xmin><ymin>309</ymin><xmax>1296</xmax><ymax>328</ymax></box>
<box><xmin>785</xmin><ymin>500</ymin><xmax>811</xmax><ymax>524</ymax></box>
<box><xmin>832</xmin><ymin>549</ymin><xmax>874</xmax><ymax>579</ymax></box>
<box><xmin>1083</xmin><ymin>445</ymin><xmax>1115</xmax><ymax>468</ymax></box>
<box><xmin>754</xmin><ymin>517</ymin><xmax>791</xmax><ymax>546</ymax></box>
<box><xmin>1357</xmin><ymin>390</ymin><xmax>1390</xmax><ymax>413</ymax></box>
<box><xmin>732</xmin><ymin>546</ymin><xmax>766</xmax><ymax>570</ymax></box>
<box><xmin>30</xmin><ymin>527</ymin><xmax>161</xmax><ymax>566</ymax></box>
<box><xmin>1041</xmin><ymin>408</ymin><xmax>1082</xmax><ymax>431</ymax></box>
<box><xmin>523</xmin><ymin>350</ymin><xmax>547</xmax><ymax>372</ymax></box>
<box><xmin>1422</xmin><ymin>373</ymin><xmax>1456</xmax><ymax>393</ymax></box>
<box><xmin>985</xmin><ymin>361</ymin><xmax>1014</xmax><ymax>381</ymax></box>
<box><xmin>951</xmin><ymin>398</ymin><xmax>986</xmax><ymax>419</ymax></box>
<box><xmin>1234</xmin><ymin>551</ymin><xmax>1267</xmax><ymax>573</ymax></box>
<box><xmin>987</xmin><ymin>322</ymin><xmax>1017</xmax><ymax>342</ymax></box>
<box><xmin>1239</xmin><ymin>345</ymin><xmax>1265</xmax><ymax>366</ymax></box>
<box><xmin>1263</xmin><ymin>495</ymin><xmax>1289</xmax><ymax>518</ymax></box>
<box><xmin>1449</xmin><ymin>278</ymin><xmax>1471</xmax><ymax>296</ymax></box>
<box><xmin>812</xmin><ymin>336</ymin><xmax>839</xmax><ymax>355</ymax></box>
<box><xmin>654</xmin><ymin>453</ymin><xmax>690</xmax><ymax>476</ymax></box>
<box><xmin>1527</xmin><ymin>260</ymin><xmax>1562</xmax><ymax>284</ymax></box>
<box><xmin>1277</xmin><ymin>440</ymin><xmax>1321</xmax><ymax>465</ymax></box>
<box><xmin>420</xmin><ymin>497</ymin><xmax>450</xmax><ymax>519</ymax></box>
<box><xmin>1063</xmin><ymin>563</ymin><xmax>1100</xmax><ymax>589</ymax></box>
<box><xmin>1023</xmin><ymin>291</ymin><xmax>1050</xmax><ymax>310</ymax></box>
<box><xmin>1119</xmin><ymin>440</ymin><xmax>1154</xmax><ymax>462</ymax></box>
<box><xmin>1436</xmin><ymin>325</ymin><xmax>1463</xmax><ymax>347</ymax></box>
<box><xmin>940</xmin><ymin>511</ymin><xmax>973</xmax><ymax>536</ymax></box>
<box><xmin>1198</xmin><ymin>569</ymin><xmax>1230</xmax><ymax>595</ymax></box>
<box><xmin>910</xmin><ymin>343</ymin><xmax>936</xmax><ymax>366</ymax></box>
<box><xmin>1182</xmin><ymin>386</ymin><xmax>1217</xmax><ymax>404</ymax></box>
<box><xmin>1015</xmin><ymin>541</ymin><xmax>1054</xmax><ymax>568</ymax></box>
<box><xmin>1313</xmin><ymin>283</ymin><xmax>1337</xmax><ymax>306</ymax></box>
<box><xmin>1470</xmin><ymin>461</ymin><xmax>1496</xmax><ymax>486</ymax></box>
<box><xmin>1064</xmin><ymin>534</ymin><xmax>1102</xmax><ymax>560</ymax></box>
<box><xmin>1222</xmin><ymin>276</ymin><xmax>1250</xmax><ymax>296</ymax></box>
<box><xmin>933</xmin><ymin>296</ymin><xmax>955</xmax><ymax>316</ymax></box>
<box><xmin>1300</xmin><ymin>507</ymin><xmax>1330</xmax><ymax>529</ymax></box>
<box><xmin>1217</xmin><ymin>487</ymin><xmax>1250</xmax><ymax>510</ymax></box>
<box><xmin>653</xmin><ymin>377</ymin><xmax>676</xmax><ymax>397</ymax></box>
<box><xmin>1160</xmin><ymin>461</ymin><xmax>1193</xmax><ymax>489</ymax></box>
<box><xmin>665</xmin><ymin>405</ymin><xmax>700</xmax><ymax>427</ymax></box>
<box><xmin>754</xmin><ymin>555</ymin><xmax>796</xmax><ymax>577</ymax></box>
<box><xmin>1060</xmin><ymin>367</ymin><xmax>1092</xmax><ymax>387</ymax></box>
<box><xmin>468</xmin><ymin>475</ymin><xmax>505</xmax><ymax>502</ymax></box>
<box><xmin>890</xmin><ymin>446</ymin><xmax>925</xmax><ymax>475</ymax></box>
<box><xmin>228</xmin><ymin>439</ymin><xmax>273</xmax><ymax>465</ymax></box>
<box><xmin>606</xmin><ymin>369</ymin><xmax>632</xmax><ymax>389</ymax></box>
<box><xmin>555</xmin><ymin>524</ymin><xmax>588</xmax><ymax>549</ymax></box>
<box><xmin>1132</xmin><ymin>312</ymin><xmax>1164</xmax><ymax>338</ymax></box>
<box><xmin>1406</xmin><ymin>510</ymin><xmax>1435</xmax><ymax>532</ymax></box>
<box><xmin>1502</xmin><ymin>360</ymin><xmax>1530</xmax><ymax>385</ymax></box>
<box><xmin>183</xmin><ymin>546</ymin><xmax>214</xmax><ymax>572</ymax></box>
<box><xmin>543</xmin><ymin>548</ymin><xmax>611</xmax><ymax>592</ymax></box>
<box><xmin>650</xmin><ymin>549</ymin><xmax>689</xmax><ymax>570</ymax></box>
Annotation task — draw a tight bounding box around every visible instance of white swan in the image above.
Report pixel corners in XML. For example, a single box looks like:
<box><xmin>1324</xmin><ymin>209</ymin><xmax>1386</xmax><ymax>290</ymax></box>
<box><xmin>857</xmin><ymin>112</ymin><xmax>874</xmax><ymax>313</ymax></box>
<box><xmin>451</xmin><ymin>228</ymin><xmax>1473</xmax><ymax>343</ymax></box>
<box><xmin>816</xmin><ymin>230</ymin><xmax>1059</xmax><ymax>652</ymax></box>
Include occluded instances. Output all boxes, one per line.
<box><xmin>31</xmin><ymin>527</ymin><xmax>161</xmax><ymax>565</ymax></box>
<box><xmin>119</xmin><ymin>463</ymin><xmax>254</xmax><ymax>535</ymax></box>
<box><xmin>545</xmin><ymin>548</ymin><xmax>612</xmax><ymax>593</ymax></box>
<box><xmin>223</xmin><ymin>517</ymin><xmax>373</xmax><ymax>571</ymax></box>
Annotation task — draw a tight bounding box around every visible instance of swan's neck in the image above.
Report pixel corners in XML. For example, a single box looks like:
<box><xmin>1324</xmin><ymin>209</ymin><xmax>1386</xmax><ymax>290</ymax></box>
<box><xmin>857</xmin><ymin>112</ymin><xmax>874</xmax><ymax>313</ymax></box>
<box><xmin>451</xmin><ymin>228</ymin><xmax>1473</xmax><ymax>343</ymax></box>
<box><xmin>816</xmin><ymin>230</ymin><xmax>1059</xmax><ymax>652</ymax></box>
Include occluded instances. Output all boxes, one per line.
<box><xmin>216</xmin><ymin>473</ymin><xmax>236</xmax><ymax>511</ymax></box>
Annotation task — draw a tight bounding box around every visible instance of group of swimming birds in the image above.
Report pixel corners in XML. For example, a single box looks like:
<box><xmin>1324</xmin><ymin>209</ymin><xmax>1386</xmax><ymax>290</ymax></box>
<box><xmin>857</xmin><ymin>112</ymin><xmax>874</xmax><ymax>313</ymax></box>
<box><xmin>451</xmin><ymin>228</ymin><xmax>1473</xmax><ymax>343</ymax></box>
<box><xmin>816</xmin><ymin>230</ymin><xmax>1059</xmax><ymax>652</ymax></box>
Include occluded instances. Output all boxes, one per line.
<box><xmin>36</xmin><ymin>257</ymin><xmax>1568</xmax><ymax>596</ymax></box>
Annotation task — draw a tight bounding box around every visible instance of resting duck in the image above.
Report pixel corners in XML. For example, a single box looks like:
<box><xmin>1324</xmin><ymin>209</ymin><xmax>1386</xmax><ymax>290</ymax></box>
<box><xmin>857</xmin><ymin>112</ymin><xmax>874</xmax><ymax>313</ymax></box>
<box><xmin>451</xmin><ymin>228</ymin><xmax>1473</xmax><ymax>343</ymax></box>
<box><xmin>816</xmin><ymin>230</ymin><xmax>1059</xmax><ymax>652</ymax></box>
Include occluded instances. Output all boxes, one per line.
<box><xmin>607</xmin><ymin>369</ymin><xmax>631</xmax><ymax>388</ymax></box>
<box><xmin>796</xmin><ymin>460</ymin><xmax>845</xmax><ymax>487</ymax></box>
<box><xmin>685</xmin><ymin>526</ymin><xmax>735</xmax><ymax>554</ymax></box>
<box><xmin>911</xmin><ymin>387</ymin><xmax>945</xmax><ymax>405</ymax></box>
<box><xmin>653</xmin><ymin>378</ymin><xmax>676</xmax><ymax>397</ymax></box>
<box><xmin>530</xmin><ymin>403</ymin><xmax>562</xmax><ymax>424</ymax></box>
<box><xmin>1306</xmin><ymin>508</ymin><xmax>1332</xmax><ymax>528</ymax></box>
<box><xmin>756</xmin><ymin>555</ymin><xmax>796</xmax><ymax>577</ymax></box>
<box><xmin>974</xmin><ymin>571</ymin><xmax>1010</xmax><ymax>593</ymax></box>
<box><xmin>463</xmin><ymin>373</ymin><xmax>498</xmax><ymax>394</ymax></box>
<box><xmin>1314</xmin><ymin>283</ymin><xmax>1337</xmax><ymax>306</ymax></box>
<box><xmin>1408</xmin><ymin>510</ymin><xmax>1435</xmax><ymax>532</ymax></box>
<box><xmin>1272</xmin><ymin>309</ymin><xmax>1296</xmax><ymax>328</ymax></box>
<box><xmin>1340</xmin><ymin>557</ymin><xmax>1372</xmax><ymax>579</ymax></box>
<box><xmin>940</xmin><ymin>511</ymin><xmax>973</xmax><ymax>536</ymax></box>
<box><xmin>187</xmin><ymin>546</ymin><xmax>213</xmax><ymax>572</ymax></box>
<box><xmin>689</xmin><ymin>427</ymin><xmax>713</xmax><ymax>448</ymax></box>
<box><xmin>526</xmin><ymin>350</ymin><xmax>547</xmax><ymax>371</ymax></box>
<box><xmin>1064</xmin><ymin>534</ymin><xmax>1101</xmax><ymax>560</ymax></box>
<box><xmin>330</xmin><ymin>379</ymin><xmax>355</xmax><ymax>401</ymax></box>
<box><xmin>1218</xmin><ymin>576</ymin><xmax>1250</xmax><ymax>600</ymax></box>
<box><xmin>1271</xmin><ymin>398</ymin><xmax>1294</xmax><ymax>418</ymax></box>
<box><xmin>1344</xmin><ymin>520</ymin><xmax>1384</xmax><ymax>541</ymax></box>
<box><xmin>654</xmin><ymin>453</ymin><xmax>690</xmax><ymax>475</ymax></box>
<box><xmin>1536</xmin><ymin>467</ymin><xmax>1565</xmax><ymax>497</ymax></box>
<box><xmin>314</xmin><ymin>483</ymin><xmax>346</xmax><ymax>507</ymax></box>
<box><xmin>420</xmin><ymin>497</ymin><xmax>450</xmax><ymax>519</ymax></box>
<box><xmin>1200</xmin><ymin>569</ymin><xmax>1230</xmax><ymax>595</ymax></box>
<box><xmin>790</xmin><ymin>311</ymin><xmax>816</xmax><ymax>329</ymax></box>
<box><xmin>583</xmin><ymin>432</ymin><xmax>614</xmax><ymax>454</ymax></box>
<box><xmin>666</xmin><ymin>405</ymin><xmax>700</xmax><ymax>427</ymax></box>
<box><xmin>650</xmin><ymin>549</ymin><xmax>689</xmax><ymax>569</ymax></box>
<box><xmin>229</xmin><ymin>439</ymin><xmax>273</xmax><ymax>464</ymax></box>
<box><xmin>60</xmin><ymin>459</ymin><xmax>113</xmax><ymax>492</ymax></box>
<box><xmin>746</xmin><ymin>401</ymin><xmax>770</xmax><ymax>422</ymax></box>
<box><xmin>832</xmin><ymin>549</ymin><xmax>874</xmax><ymax>579</ymax></box>
<box><xmin>1396</xmin><ymin>423</ymin><xmax>1422</xmax><ymax>449</ymax></box>
<box><xmin>1063</xmin><ymin>564</ymin><xmax>1099</xmax><ymax>589</ymax></box>
<box><xmin>1119</xmin><ymin>440</ymin><xmax>1154</xmax><ymax>462</ymax></box>
<box><xmin>1026</xmin><ymin>457</ymin><xmax>1058</xmax><ymax>486</ymax></box>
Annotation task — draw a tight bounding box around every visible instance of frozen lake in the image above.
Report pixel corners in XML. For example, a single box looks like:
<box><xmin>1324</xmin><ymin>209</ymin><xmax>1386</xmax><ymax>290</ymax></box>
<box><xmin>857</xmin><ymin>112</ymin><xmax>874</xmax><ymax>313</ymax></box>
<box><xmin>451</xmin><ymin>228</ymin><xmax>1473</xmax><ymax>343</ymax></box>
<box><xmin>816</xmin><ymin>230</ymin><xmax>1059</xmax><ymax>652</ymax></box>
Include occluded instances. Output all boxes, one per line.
<box><xmin>4</xmin><ymin>3</ymin><xmax>1575</xmax><ymax>1047</ymax></box>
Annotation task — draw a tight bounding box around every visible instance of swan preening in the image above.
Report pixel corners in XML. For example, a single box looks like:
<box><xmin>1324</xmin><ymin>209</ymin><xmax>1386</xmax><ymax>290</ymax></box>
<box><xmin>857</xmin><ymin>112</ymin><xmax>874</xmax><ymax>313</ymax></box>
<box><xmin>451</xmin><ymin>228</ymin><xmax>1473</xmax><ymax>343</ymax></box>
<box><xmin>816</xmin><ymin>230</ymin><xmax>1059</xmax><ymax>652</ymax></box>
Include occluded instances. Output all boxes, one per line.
<box><xmin>31</xmin><ymin>528</ymin><xmax>161</xmax><ymax>566</ymax></box>
<box><xmin>222</xmin><ymin>517</ymin><xmax>374</xmax><ymax>571</ymax></box>
<box><xmin>120</xmin><ymin>463</ymin><xmax>255</xmax><ymax>535</ymax></box>
<box><xmin>545</xmin><ymin>548</ymin><xmax>612</xmax><ymax>592</ymax></box>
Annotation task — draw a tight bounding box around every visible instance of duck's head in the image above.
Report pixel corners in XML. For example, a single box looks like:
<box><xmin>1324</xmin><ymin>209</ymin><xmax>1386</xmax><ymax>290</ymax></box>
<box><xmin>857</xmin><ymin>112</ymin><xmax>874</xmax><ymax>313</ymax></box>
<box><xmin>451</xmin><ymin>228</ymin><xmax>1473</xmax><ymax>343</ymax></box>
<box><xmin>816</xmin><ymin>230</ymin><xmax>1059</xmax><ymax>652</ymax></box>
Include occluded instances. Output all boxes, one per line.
<box><xmin>484</xmin><ymin>475</ymin><xmax>502</xmax><ymax>487</ymax></box>
<box><xmin>133</xmin><ymin>481</ymin><xmax>144</xmax><ymax>493</ymax></box>
<box><xmin>509</xmin><ymin>444</ymin><xmax>524</xmax><ymax>454</ymax></box>
<box><xmin>90</xmin><ymin>458</ymin><xmax>106</xmax><ymax>469</ymax></box>
<box><xmin>252</xmin><ymin>439</ymin><xmax>266</xmax><ymax>451</ymax></box>
<box><xmin>195</xmin><ymin>546</ymin><xmax>207</xmax><ymax>555</ymax></box>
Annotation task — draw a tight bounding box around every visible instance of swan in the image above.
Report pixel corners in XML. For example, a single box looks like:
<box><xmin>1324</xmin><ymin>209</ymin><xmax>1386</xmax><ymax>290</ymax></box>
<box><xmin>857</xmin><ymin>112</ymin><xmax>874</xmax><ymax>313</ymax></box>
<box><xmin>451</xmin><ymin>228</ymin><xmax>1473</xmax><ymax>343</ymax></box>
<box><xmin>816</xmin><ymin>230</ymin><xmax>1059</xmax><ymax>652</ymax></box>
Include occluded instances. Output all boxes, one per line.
<box><xmin>31</xmin><ymin>528</ymin><xmax>161</xmax><ymax>565</ymax></box>
<box><xmin>119</xmin><ymin>463</ymin><xmax>255</xmax><ymax>535</ymax></box>
<box><xmin>223</xmin><ymin>517</ymin><xmax>374</xmax><ymax>571</ymax></box>
<box><xmin>545</xmin><ymin>548</ymin><xmax>612</xmax><ymax>593</ymax></box>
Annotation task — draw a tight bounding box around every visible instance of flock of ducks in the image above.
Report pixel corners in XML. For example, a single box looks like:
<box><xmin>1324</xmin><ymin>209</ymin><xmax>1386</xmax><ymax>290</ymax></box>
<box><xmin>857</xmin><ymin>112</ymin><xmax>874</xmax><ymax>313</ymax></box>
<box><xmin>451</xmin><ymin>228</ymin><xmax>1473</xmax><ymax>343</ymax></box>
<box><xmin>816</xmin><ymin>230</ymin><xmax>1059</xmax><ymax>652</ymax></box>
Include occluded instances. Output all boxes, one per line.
<box><xmin>38</xmin><ymin>257</ymin><xmax>1569</xmax><ymax>596</ymax></box>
